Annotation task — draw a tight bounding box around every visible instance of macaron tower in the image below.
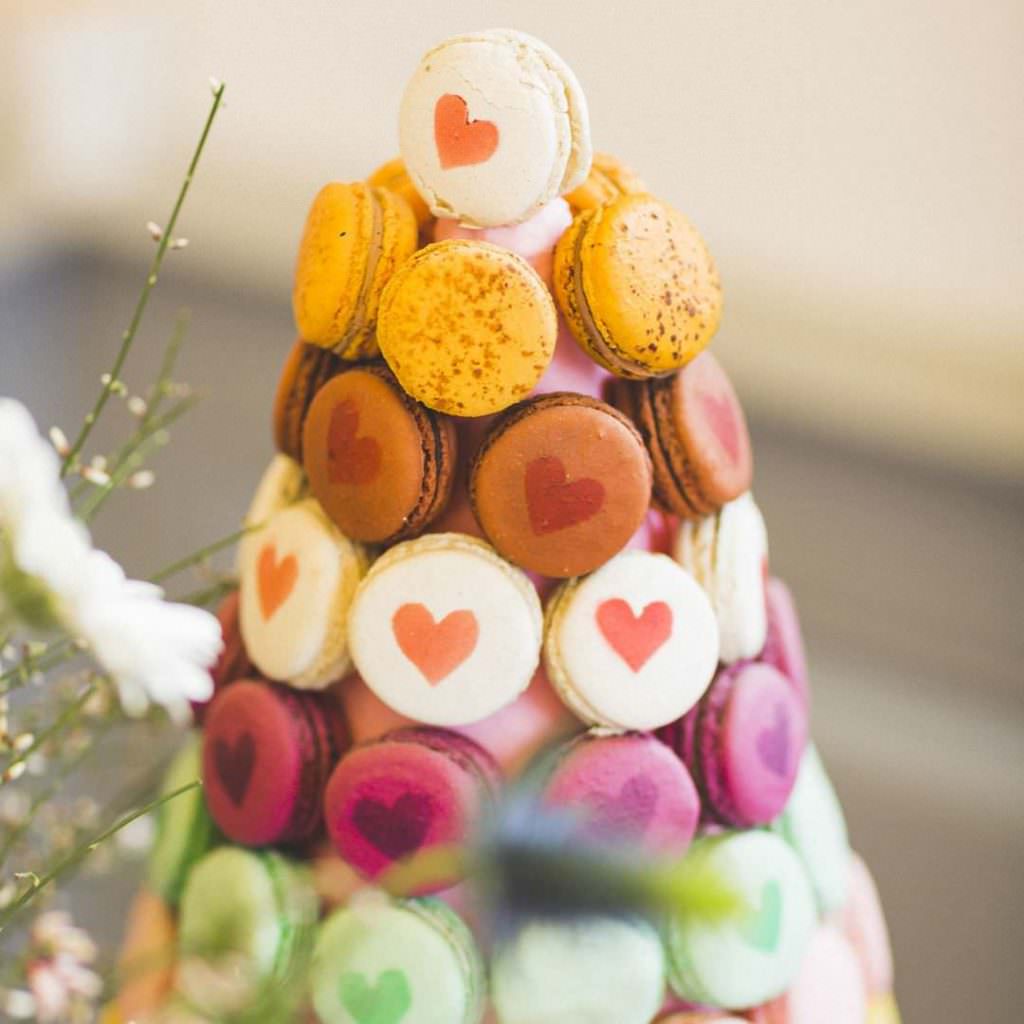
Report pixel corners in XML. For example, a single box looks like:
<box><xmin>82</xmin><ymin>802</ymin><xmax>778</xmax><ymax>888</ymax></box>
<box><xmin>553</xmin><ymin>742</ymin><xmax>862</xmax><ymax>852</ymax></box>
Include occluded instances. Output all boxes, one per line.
<box><xmin>112</xmin><ymin>28</ymin><xmax>900</xmax><ymax>1024</ymax></box>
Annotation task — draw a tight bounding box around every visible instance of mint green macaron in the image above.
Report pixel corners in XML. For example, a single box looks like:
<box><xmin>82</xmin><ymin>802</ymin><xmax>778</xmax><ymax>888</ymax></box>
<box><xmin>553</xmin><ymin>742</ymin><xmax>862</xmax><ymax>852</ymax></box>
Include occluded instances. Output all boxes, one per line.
<box><xmin>665</xmin><ymin>830</ymin><xmax>815</xmax><ymax>1010</ymax></box>
<box><xmin>146</xmin><ymin>734</ymin><xmax>219</xmax><ymax>905</ymax></box>
<box><xmin>309</xmin><ymin>892</ymin><xmax>485</xmax><ymax>1024</ymax></box>
<box><xmin>491</xmin><ymin>915</ymin><xmax>665</xmax><ymax>1024</ymax></box>
<box><xmin>175</xmin><ymin>846</ymin><xmax>318</xmax><ymax>1022</ymax></box>
<box><xmin>772</xmin><ymin>743</ymin><xmax>851</xmax><ymax>915</ymax></box>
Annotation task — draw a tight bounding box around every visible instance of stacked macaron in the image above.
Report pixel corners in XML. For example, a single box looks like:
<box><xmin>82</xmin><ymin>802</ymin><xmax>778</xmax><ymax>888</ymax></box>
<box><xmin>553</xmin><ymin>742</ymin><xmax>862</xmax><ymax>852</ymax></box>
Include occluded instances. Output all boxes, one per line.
<box><xmin>114</xmin><ymin>26</ymin><xmax>900</xmax><ymax>1024</ymax></box>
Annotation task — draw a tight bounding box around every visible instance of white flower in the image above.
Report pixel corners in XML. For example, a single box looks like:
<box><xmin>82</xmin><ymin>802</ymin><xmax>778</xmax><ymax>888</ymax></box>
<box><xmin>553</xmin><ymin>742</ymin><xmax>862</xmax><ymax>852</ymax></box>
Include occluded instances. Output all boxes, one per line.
<box><xmin>26</xmin><ymin>911</ymin><xmax>102</xmax><ymax>1022</ymax></box>
<box><xmin>0</xmin><ymin>399</ymin><xmax>220</xmax><ymax>719</ymax></box>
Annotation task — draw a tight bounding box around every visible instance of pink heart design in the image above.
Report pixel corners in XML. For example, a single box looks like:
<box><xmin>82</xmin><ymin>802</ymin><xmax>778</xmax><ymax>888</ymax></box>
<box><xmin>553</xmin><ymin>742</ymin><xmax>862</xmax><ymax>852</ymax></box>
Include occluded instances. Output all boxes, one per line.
<box><xmin>596</xmin><ymin>599</ymin><xmax>673</xmax><ymax>672</ymax></box>
<box><xmin>756</xmin><ymin>702</ymin><xmax>790</xmax><ymax>777</ymax></box>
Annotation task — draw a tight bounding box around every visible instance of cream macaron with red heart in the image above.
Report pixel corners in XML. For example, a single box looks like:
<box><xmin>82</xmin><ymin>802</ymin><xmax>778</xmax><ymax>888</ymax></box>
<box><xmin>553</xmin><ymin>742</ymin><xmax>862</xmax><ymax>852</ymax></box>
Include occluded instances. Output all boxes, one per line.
<box><xmin>347</xmin><ymin>533</ymin><xmax>543</xmax><ymax>726</ymax></box>
<box><xmin>239</xmin><ymin>497</ymin><xmax>368</xmax><ymax>689</ymax></box>
<box><xmin>674</xmin><ymin>493</ymin><xmax>769</xmax><ymax>663</ymax></box>
<box><xmin>399</xmin><ymin>29</ymin><xmax>592</xmax><ymax>227</ymax></box>
<box><xmin>237</xmin><ymin>453</ymin><xmax>308</xmax><ymax>570</ymax></box>
<box><xmin>544</xmin><ymin>550</ymin><xmax>719</xmax><ymax>730</ymax></box>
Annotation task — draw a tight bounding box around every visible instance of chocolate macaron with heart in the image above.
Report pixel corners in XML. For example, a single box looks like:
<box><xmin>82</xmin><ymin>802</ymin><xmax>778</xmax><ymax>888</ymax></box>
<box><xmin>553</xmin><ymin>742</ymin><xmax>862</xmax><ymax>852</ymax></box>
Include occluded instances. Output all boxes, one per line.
<box><xmin>610</xmin><ymin>351</ymin><xmax>753</xmax><ymax>519</ymax></box>
<box><xmin>302</xmin><ymin>363</ymin><xmax>457</xmax><ymax>545</ymax></box>
<box><xmin>470</xmin><ymin>392</ymin><xmax>652</xmax><ymax>578</ymax></box>
<box><xmin>658</xmin><ymin>661</ymin><xmax>808</xmax><ymax>828</ymax></box>
<box><xmin>202</xmin><ymin>679</ymin><xmax>350</xmax><ymax>847</ymax></box>
<box><xmin>323</xmin><ymin>727</ymin><xmax>498</xmax><ymax>893</ymax></box>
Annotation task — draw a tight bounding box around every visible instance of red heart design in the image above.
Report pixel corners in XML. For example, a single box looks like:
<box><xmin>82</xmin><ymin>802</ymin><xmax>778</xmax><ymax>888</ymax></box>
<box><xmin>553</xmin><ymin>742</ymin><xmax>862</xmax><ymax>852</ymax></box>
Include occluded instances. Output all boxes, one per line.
<box><xmin>434</xmin><ymin>94</ymin><xmax>500</xmax><ymax>170</ymax></box>
<box><xmin>392</xmin><ymin>603</ymin><xmax>479</xmax><ymax>685</ymax></box>
<box><xmin>524</xmin><ymin>456</ymin><xmax>605</xmax><ymax>535</ymax></box>
<box><xmin>596</xmin><ymin>598</ymin><xmax>673</xmax><ymax>672</ymax></box>
<box><xmin>699</xmin><ymin>390</ymin><xmax>742</xmax><ymax>464</ymax></box>
<box><xmin>327</xmin><ymin>399</ymin><xmax>381</xmax><ymax>486</ymax></box>
<box><xmin>257</xmin><ymin>543</ymin><xmax>298</xmax><ymax>620</ymax></box>
<box><xmin>351</xmin><ymin>792</ymin><xmax>433</xmax><ymax>861</ymax></box>
<box><xmin>214</xmin><ymin>732</ymin><xmax>255</xmax><ymax>807</ymax></box>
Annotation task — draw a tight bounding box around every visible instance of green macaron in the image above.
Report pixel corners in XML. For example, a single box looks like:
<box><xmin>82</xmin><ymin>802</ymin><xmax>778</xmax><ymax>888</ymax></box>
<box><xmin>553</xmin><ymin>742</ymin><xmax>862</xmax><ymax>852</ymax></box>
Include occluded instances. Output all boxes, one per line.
<box><xmin>146</xmin><ymin>734</ymin><xmax>219</xmax><ymax>906</ymax></box>
<box><xmin>175</xmin><ymin>846</ymin><xmax>318</xmax><ymax>1023</ymax></box>
<box><xmin>665</xmin><ymin>830</ymin><xmax>816</xmax><ymax>1010</ymax></box>
<box><xmin>772</xmin><ymin>743</ymin><xmax>851</xmax><ymax>915</ymax></box>
<box><xmin>309</xmin><ymin>892</ymin><xmax>485</xmax><ymax>1024</ymax></box>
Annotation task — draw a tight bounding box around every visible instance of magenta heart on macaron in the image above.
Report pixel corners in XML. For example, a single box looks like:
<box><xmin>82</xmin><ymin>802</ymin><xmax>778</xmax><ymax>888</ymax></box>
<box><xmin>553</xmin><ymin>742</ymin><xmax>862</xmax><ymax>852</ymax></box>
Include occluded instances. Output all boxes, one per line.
<box><xmin>323</xmin><ymin>727</ymin><xmax>499</xmax><ymax>894</ymax></box>
<box><xmin>202</xmin><ymin>679</ymin><xmax>350</xmax><ymax>847</ymax></box>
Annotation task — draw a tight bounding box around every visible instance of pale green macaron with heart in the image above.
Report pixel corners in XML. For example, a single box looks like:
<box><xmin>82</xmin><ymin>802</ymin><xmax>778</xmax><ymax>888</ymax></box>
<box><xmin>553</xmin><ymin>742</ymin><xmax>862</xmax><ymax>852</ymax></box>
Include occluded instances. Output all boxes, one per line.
<box><xmin>309</xmin><ymin>891</ymin><xmax>485</xmax><ymax>1024</ymax></box>
<box><xmin>665</xmin><ymin>830</ymin><xmax>816</xmax><ymax>1010</ymax></box>
<box><xmin>771</xmin><ymin>743</ymin><xmax>851</xmax><ymax>915</ymax></box>
<box><xmin>174</xmin><ymin>846</ymin><xmax>318</xmax><ymax>1022</ymax></box>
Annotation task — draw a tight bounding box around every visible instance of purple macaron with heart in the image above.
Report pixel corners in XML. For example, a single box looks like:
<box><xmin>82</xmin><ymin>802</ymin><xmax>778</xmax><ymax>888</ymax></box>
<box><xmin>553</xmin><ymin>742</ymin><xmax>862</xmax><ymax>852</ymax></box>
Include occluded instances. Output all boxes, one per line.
<box><xmin>541</xmin><ymin>730</ymin><xmax>700</xmax><ymax>855</ymax></box>
<box><xmin>322</xmin><ymin>727</ymin><xmax>499</xmax><ymax>893</ymax></box>
<box><xmin>759</xmin><ymin>576</ymin><xmax>810</xmax><ymax>706</ymax></box>
<box><xmin>658</xmin><ymin>661</ymin><xmax>808</xmax><ymax>827</ymax></box>
<box><xmin>202</xmin><ymin>678</ymin><xmax>350</xmax><ymax>847</ymax></box>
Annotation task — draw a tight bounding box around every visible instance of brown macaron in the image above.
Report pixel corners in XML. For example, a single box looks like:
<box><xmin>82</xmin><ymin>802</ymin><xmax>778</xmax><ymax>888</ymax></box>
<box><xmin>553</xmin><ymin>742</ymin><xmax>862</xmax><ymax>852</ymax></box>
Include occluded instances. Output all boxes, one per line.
<box><xmin>470</xmin><ymin>392</ymin><xmax>652</xmax><ymax>578</ymax></box>
<box><xmin>609</xmin><ymin>351</ymin><xmax>752</xmax><ymax>518</ymax></box>
<box><xmin>302</xmin><ymin>363</ymin><xmax>456</xmax><ymax>545</ymax></box>
<box><xmin>272</xmin><ymin>340</ymin><xmax>344</xmax><ymax>460</ymax></box>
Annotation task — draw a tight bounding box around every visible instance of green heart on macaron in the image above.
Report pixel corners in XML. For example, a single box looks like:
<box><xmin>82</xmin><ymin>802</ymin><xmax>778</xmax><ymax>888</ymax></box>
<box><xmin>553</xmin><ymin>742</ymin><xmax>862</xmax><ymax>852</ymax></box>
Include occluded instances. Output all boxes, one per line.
<box><xmin>339</xmin><ymin>968</ymin><xmax>412</xmax><ymax>1024</ymax></box>
<box><xmin>740</xmin><ymin>879</ymin><xmax>783</xmax><ymax>953</ymax></box>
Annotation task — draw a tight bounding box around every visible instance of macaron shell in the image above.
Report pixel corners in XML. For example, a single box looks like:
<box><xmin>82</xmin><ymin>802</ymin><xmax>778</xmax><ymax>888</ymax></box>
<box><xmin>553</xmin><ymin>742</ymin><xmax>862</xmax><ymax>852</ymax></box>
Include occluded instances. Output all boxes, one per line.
<box><xmin>542</xmin><ymin>731</ymin><xmax>699</xmax><ymax>854</ymax></box>
<box><xmin>377</xmin><ymin>240</ymin><xmax>557</xmax><ymax>417</ymax></box>
<box><xmin>239</xmin><ymin>498</ymin><xmax>367</xmax><ymax>689</ymax></box>
<box><xmin>192</xmin><ymin>589</ymin><xmax>255</xmax><ymax>722</ymax></box>
<box><xmin>760</xmin><ymin>577</ymin><xmax>810</xmax><ymax>706</ymax></box>
<box><xmin>272</xmin><ymin>339</ymin><xmax>344</xmax><ymax>460</ymax></box>
<box><xmin>866</xmin><ymin>994</ymin><xmax>902</xmax><ymax>1024</ymax></box>
<box><xmin>772</xmin><ymin>744</ymin><xmax>851</xmax><ymax>915</ymax></box>
<box><xmin>310</xmin><ymin>894</ymin><xmax>484</xmax><ymax>1024</ymax></box>
<box><xmin>292</xmin><ymin>182</ymin><xmax>417</xmax><ymax>356</ymax></box>
<box><xmin>706</xmin><ymin>662</ymin><xmax>808</xmax><ymax>827</ymax></box>
<box><xmin>368</xmin><ymin>156</ymin><xmax>433</xmax><ymax>227</ymax></box>
<box><xmin>491</xmin><ymin>916</ymin><xmax>665</xmax><ymax>1024</ymax></box>
<box><xmin>323</xmin><ymin>728</ymin><xmax>495</xmax><ymax>890</ymax></box>
<box><xmin>782</xmin><ymin>925</ymin><xmax>867</xmax><ymax>1024</ymax></box>
<box><xmin>237</xmin><ymin>453</ymin><xmax>309</xmax><ymax>573</ymax></box>
<box><xmin>554</xmin><ymin>194</ymin><xmax>723</xmax><ymax>378</ymax></box>
<box><xmin>544</xmin><ymin>551</ymin><xmax>719</xmax><ymax>730</ymax></box>
<box><xmin>470</xmin><ymin>393</ymin><xmax>652</xmax><ymax>578</ymax></box>
<box><xmin>116</xmin><ymin>887</ymin><xmax>177</xmax><ymax>1022</ymax></box>
<box><xmin>665</xmin><ymin>831</ymin><xmax>816</xmax><ymax>1010</ymax></box>
<box><xmin>566</xmin><ymin>151</ymin><xmax>648</xmax><ymax>212</ymax></box>
<box><xmin>303</xmin><ymin>365</ymin><xmax>456</xmax><ymax>544</ymax></box>
<box><xmin>348</xmin><ymin>533</ymin><xmax>542</xmax><ymax>725</ymax></box>
<box><xmin>399</xmin><ymin>30</ymin><xmax>591</xmax><ymax>227</ymax></box>
<box><xmin>841</xmin><ymin>853</ymin><xmax>894</xmax><ymax>994</ymax></box>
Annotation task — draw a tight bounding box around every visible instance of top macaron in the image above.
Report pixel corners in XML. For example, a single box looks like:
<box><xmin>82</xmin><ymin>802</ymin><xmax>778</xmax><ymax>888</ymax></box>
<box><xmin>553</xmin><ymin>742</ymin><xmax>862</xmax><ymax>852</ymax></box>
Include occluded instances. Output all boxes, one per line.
<box><xmin>399</xmin><ymin>30</ymin><xmax>593</xmax><ymax>227</ymax></box>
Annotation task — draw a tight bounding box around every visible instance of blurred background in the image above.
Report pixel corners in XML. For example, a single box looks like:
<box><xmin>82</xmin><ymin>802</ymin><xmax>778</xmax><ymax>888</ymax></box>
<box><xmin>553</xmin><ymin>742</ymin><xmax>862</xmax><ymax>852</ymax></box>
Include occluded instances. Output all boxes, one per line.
<box><xmin>2</xmin><ymin>0</ymin><xmax>1022</xmax><ymax>1019</ymax></box>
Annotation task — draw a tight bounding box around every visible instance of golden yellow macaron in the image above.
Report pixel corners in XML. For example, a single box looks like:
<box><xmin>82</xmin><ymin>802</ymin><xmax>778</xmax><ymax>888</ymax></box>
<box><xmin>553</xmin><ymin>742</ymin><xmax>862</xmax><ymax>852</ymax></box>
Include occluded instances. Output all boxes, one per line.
<box><xmin>292</xmin><ymin>181</ymin><xmax>418</xmax><ymax>358</ymax></box>
<box><xmin>377</xmin><ymin>239</ymin><xmax>557</xmax><ymax>416</ymax></box>
<box><xmin>553</xmin><ymin>192</ymin><xmax>723</xmax><ymax>378</ymax></box>
<box><xmin>565</xmin><ymin>151</ymin><xmax>648</xmax><ymax>212</ymax></box>
<box><xmin>867</xmin><ymin>994</ymin><xmax>903</xmax><ymax>1024</ymax></box>
<box><xmin>367</xmin><ymin>156</ymin><xmax>432</xmax><ymax>228</ymax></box>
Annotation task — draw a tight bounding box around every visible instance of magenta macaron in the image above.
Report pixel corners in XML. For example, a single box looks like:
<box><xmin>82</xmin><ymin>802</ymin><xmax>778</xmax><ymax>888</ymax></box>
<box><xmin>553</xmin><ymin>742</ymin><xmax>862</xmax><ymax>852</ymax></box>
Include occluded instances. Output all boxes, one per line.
<box><xmin>541</xmin><ymin>730</ymin><xmax>700</xmax><ymax>855</ymax></box>
<box><xmin>759</xmin><ymin>576</ymin><xmax>810</xmax><ymax>706</ymax></box>
<box><xmin>323</xmin><ymin>727</ymin><xmax>499</xmax><ymax>893</ymax></box>
<box><xmin>202</xmin><ymin>678</ymin><xmax>349</xmax><ymax>847</ymax></box>
<box><xmin>658</xmin><ymin>661</ymin><xmax>808</xmax><ymax>827</ymax></box>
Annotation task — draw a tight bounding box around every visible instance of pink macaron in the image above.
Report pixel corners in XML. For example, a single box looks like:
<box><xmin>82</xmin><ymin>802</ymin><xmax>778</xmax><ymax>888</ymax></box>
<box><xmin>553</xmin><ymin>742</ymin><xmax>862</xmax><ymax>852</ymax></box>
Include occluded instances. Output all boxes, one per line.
<box><xmin>841</xmin><ymin>853</ymin><xmax>894</xmax><ymax>995</ymax></box>
<box><xmin>541</xmin><ymin>731</ymin><xmax>700</xmax><ymax>854</ymax></box>
<box><xmin>191</xmin><ymin>590</ymin><xmax>257</xmax><ymax>724</ymax></box>
<box><xmin>202</xmin><ymin>678</ymin><xmax>349</xmax><ymax>847</ymax></box>
<box><xmin>658</xmin><ymin>661</ymin><xmax>808</xmax><ymax>827</ymax></box>
<box><xmin>759</xmin><ymin>577</ymin><xmax>809</xmax><ymax>706</ymax></box>
<box><xmin>323</xmin><ymin>727</ymin><xmax>499</xmax><ymax>893</ymax></box>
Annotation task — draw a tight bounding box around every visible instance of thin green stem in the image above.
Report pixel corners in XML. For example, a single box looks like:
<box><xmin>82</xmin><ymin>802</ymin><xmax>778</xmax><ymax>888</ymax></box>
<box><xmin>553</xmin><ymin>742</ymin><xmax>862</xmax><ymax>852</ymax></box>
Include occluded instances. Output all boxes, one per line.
<box><xmin>60</xmin><ymin>83</ymin><xmax>225</xmax><ymax>478</ymax></box>
<box><xmin>0</xmin><ymin>780</ymin><xmax>200</xmax><ymax>932</ymax></box>
<box><xmin>0</xmin><ymin>638</ymin><xmax>78</xmax><ymax>696</ymax></box>
<box><xmin>0</xmin><ymin>681</ymin><xmax>98</xmax><ymax>776</ymax></box>
<box><xmin>149</xmin><ymin>525</ymin><xmax>248</xmax><ymax>584</ymax></box>
<box><xmin>176</xmin><ymin>578</ymin><xmax>236</xmax><ymax>609</ymax></box>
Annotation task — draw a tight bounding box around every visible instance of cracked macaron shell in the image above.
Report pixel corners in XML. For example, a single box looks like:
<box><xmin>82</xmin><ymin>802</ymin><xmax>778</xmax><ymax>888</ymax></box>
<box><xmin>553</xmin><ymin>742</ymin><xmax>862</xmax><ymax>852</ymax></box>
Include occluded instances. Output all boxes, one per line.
<box><xmin>367</xmin><ymin>156</ymin><xmax>433</xmax><ymax>228</ymax></box>
<box><xmin>553</xmin><ymin>193</ymin><xmax>723</xmax><ymax>379</ymax></box>
<box><xmin>292</xmin><ymin>181</ymin><xmax>418</xmax><ymax>358</ymax></box>
<box><xmin>377</xmin><ymin>240</ymin><xmax>557</xmax><ymax>417</ymax></box>
<box><xmin>565</xmin><ymin>151</ymin><xmax>648</xmax><ymax>213</ymax></box>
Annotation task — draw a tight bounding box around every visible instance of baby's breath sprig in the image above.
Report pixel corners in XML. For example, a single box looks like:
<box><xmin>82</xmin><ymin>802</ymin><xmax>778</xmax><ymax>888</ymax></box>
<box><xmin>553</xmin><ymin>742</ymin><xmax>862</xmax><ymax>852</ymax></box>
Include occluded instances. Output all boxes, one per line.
<box><xmin>59</xmin><ymin>81</ymin><xmax>225</xmax><ymax>479</ymax></box>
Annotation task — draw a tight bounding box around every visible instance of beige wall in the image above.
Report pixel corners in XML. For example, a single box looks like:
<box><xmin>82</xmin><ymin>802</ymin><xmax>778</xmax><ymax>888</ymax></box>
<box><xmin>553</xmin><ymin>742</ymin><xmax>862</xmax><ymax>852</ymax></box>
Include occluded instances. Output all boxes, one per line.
<box><xmin>4</xmin><ymin>0</ymin><xmax>1023</xmax><ymax>477</ymax></box>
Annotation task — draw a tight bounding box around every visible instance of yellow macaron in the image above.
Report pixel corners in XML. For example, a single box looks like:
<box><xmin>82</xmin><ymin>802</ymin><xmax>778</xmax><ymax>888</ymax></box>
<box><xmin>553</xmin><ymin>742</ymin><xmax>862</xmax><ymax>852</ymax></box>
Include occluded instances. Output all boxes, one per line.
<box><xmin>292</xmin><ymin>181</ymin><xmax>418</xmax><ymax>358</ymax></box>
<box><xmin>565</xmin><ymin>151</ymin><xmax>648</xmax><ymax>212</ymax></box>
<box><xmin>367</xmin><ymin>156</ymin><xmax>433</xmax><ymax>228</ymax></box>
<box><xmin>553</xmin><ymin>192</ymin><xmax>723</xmax><ymax>378</ymax></box>
<box><xmin>377</xmin><ymin>239</ymin><xmax>557</xmax><ymax>416</ymax></box>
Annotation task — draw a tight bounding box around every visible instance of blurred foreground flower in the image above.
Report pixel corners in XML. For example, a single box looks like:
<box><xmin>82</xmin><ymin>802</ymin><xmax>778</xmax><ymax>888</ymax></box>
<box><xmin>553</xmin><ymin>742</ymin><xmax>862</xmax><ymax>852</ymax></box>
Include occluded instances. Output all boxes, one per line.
<box><xmin>0</xmin><ymin>399</ymin><xmax>220</xmax><ymax>720</ymax></box>
<box><xmin>21</xmin><ymin>911</ymin><xmax>102</xmax><ymax>1023</ymax></box>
